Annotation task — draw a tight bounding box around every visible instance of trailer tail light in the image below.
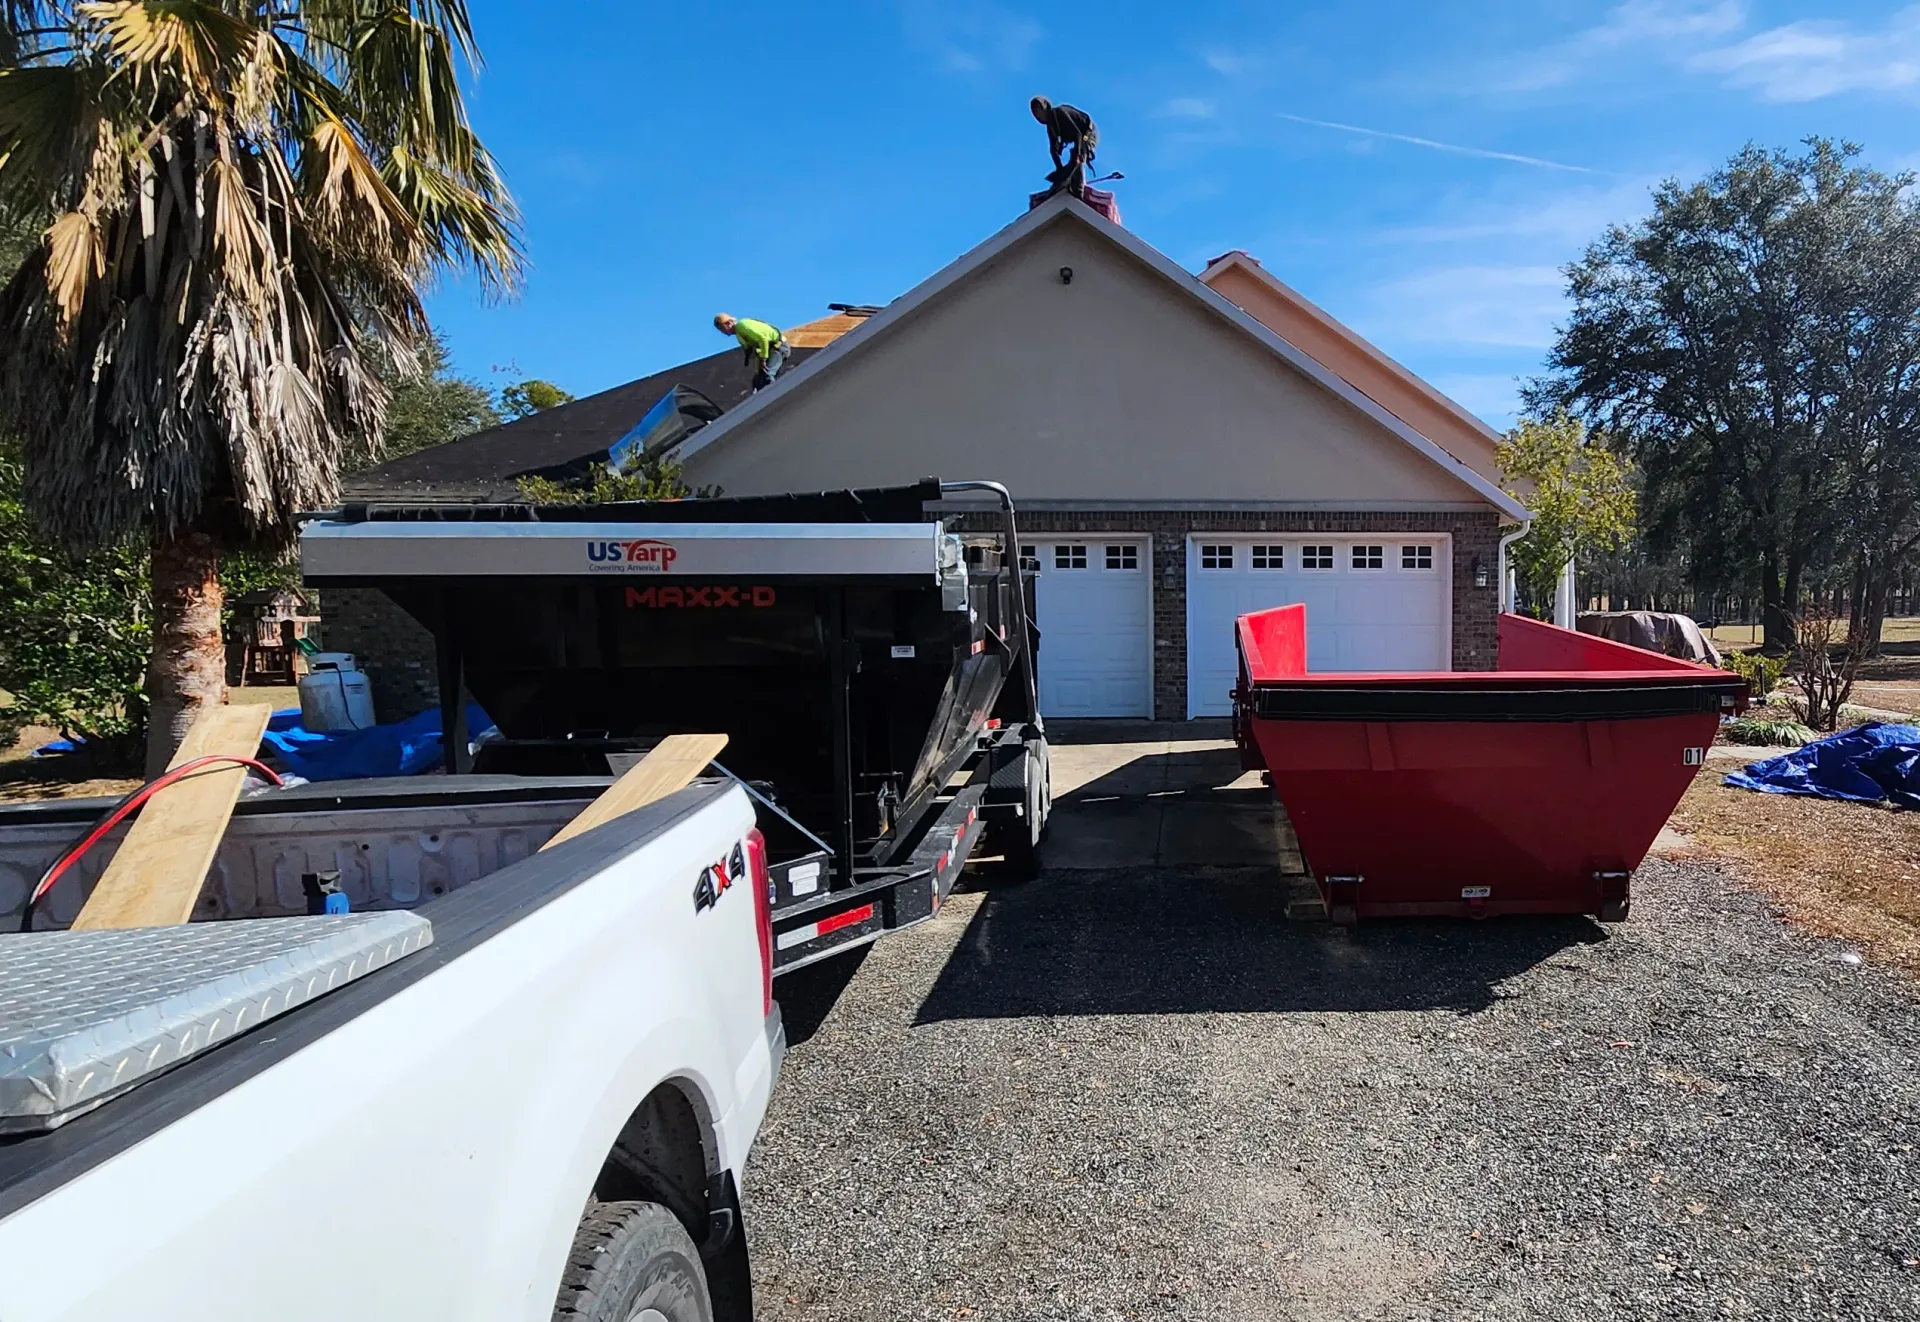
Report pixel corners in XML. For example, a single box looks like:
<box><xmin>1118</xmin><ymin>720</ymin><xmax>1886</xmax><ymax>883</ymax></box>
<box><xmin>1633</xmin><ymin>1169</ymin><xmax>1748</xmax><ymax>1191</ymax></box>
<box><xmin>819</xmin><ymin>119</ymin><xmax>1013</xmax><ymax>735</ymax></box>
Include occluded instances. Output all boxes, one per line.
<box><xmin>745</xmin><ymin>829</ymin><xmax>773</xmax><ymax>1014</ymax></box>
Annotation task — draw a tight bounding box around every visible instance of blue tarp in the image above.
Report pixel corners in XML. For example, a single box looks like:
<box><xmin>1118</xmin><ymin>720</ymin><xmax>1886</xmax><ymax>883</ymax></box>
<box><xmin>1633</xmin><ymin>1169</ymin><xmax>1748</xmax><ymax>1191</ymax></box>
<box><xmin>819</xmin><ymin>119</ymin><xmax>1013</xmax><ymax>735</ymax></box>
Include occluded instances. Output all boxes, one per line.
<box><xmin>1725</xmin><ymin>722</ymin><xmax>1920</xmax><ymax>809</ymax></box>
<box><xmin>261</xmin><ymin>703</ymin><xmax>495</xmax><ymax>782</ymax></box>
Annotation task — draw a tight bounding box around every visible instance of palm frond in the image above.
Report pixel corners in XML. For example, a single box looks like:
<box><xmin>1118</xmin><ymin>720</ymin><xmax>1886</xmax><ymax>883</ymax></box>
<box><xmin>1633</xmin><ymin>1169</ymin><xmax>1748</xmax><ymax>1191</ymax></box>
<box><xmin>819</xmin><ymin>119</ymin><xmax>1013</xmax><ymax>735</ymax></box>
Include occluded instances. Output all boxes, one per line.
<box><xmin>0</xmin><ymin>0</ymin><xmax>522</xmax><ymax>552</ymax></box>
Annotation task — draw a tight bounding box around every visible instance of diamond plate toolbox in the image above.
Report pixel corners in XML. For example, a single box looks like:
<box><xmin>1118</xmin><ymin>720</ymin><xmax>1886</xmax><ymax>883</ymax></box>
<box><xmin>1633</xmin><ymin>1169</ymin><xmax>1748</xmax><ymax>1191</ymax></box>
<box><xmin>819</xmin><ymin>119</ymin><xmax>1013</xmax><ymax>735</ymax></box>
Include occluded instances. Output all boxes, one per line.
<box><xmin>0</xmin><ymin>912</ymin><xmax>432</xmax><ymax>1133</ymax></box>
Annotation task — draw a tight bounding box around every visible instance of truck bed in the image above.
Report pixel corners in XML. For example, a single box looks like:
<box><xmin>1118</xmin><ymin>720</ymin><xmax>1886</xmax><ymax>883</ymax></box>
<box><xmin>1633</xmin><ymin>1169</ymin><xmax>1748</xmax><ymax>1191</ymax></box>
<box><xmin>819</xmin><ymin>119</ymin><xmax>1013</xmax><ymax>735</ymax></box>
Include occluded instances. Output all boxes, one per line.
<box><xmin>1</xmin><ymin>776</ymin><xmax>611</xmax><ymax>932</ymax></box>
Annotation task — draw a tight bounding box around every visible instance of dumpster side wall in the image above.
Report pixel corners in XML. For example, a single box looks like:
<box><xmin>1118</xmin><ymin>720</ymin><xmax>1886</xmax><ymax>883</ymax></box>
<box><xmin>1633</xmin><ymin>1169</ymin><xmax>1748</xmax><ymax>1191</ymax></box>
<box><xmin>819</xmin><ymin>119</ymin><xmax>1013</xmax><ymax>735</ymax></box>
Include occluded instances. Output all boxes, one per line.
<box><xmin>1251</xmin><ymin>709</ymin><xmax>1723</xmax><ymax>918</ymax></box>
<box><xmin>1498</xmin><ymin>612</ymin><xmax>1709</xmax><ymax>673</ymax></box>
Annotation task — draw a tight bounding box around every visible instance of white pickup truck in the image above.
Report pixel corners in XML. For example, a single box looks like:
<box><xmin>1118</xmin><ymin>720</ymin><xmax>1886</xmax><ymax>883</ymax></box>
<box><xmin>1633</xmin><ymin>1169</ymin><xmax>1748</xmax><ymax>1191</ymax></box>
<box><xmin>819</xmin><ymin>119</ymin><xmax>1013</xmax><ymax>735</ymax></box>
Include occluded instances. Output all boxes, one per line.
<box><xmin>0</xmin><ymin>778</ymin><xmax>782</xmax><ymax>1322</ymax></box>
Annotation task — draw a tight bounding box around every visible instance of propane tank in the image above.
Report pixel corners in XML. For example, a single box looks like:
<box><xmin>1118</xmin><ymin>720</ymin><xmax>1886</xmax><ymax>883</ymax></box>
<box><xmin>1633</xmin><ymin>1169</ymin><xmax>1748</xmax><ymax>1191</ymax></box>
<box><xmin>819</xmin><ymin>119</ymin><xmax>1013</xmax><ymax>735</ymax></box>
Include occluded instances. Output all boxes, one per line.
<box><xmin>299</xmin><ymin>655</ymin><xmax>376</xmax><ymax>731</ymax></box>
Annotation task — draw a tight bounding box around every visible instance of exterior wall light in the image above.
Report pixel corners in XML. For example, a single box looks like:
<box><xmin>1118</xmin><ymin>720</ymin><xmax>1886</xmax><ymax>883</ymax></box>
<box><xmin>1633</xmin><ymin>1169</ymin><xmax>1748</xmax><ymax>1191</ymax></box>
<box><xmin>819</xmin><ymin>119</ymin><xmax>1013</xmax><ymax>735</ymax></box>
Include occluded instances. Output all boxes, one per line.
<box><xmin>1472</xmin><ymin>558</ymin><xmax>1490</xmax><ymax>590</ymax></box>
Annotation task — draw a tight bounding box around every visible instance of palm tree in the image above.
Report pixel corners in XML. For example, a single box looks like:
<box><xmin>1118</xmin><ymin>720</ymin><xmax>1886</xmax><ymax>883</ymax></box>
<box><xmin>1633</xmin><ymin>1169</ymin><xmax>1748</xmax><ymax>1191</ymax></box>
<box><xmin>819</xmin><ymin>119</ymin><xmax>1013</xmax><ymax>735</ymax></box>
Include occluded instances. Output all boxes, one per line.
<box><xmin>0</xmin><ymin>1</ymin><xmax>520</xmax><ymax>771</ymax></box>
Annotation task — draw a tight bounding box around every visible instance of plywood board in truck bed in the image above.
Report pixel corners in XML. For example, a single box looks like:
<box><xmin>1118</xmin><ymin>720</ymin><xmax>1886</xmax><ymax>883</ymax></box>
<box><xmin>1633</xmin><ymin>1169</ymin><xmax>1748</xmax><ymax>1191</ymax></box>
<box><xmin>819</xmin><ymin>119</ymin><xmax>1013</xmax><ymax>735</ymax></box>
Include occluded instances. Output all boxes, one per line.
<box><xmin>72</xmin><ymin>704</ymin><xmax>273</xmax><ymax>931</ymax></box>
<box><xmin>540</xmin><ymin>733</ymin><xmax>728</xmax><ymax>852</ymax></box>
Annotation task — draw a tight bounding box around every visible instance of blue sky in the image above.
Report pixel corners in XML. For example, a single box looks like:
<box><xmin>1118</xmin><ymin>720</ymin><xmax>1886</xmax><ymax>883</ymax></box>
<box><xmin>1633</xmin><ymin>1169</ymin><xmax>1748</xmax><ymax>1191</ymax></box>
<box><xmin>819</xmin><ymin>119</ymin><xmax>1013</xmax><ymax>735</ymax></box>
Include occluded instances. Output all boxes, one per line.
<box><xmin>428</xmin><ymin>1</ymin><xmax>1920</xmax><ymax>429</ymax></box>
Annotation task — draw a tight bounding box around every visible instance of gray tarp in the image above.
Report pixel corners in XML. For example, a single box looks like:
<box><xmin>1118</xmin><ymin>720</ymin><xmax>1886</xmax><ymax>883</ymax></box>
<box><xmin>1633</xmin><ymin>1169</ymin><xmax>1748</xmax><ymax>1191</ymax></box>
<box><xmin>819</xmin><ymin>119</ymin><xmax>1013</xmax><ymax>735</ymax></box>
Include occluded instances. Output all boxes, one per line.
<box><xmin>1576</xmin><ymin>611</ymin><xmax>1721</xmax><ymax>666</ymax></box>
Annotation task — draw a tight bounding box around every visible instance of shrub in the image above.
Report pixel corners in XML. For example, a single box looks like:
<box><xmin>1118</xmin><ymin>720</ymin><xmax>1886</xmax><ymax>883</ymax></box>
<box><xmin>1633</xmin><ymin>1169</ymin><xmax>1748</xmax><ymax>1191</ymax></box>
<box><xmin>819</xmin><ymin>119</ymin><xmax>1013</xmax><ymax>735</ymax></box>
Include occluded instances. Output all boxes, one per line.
<box><xmin>0</xmin><ymin>446</ymin><xmax>150</xmax><ymax>758</ymax></box>
<box><xmin>1789</xmin><ymin>612</ymin><xmax>1862</xmax><ymax>732</ymax></box>
<box><xmin>1724</xmin><ymin>650</ymin><xmax>1784</xmax><ymax>700</ymax></box>
<box><xmin>517</xmin><ymin>451</ymin><xmax>716</xmax><ymax>504</ymax></box>
<box><xmin>1722</xmin><ymin>714</ymin><xmax>1814</xmax><ymax>747</ymax></box>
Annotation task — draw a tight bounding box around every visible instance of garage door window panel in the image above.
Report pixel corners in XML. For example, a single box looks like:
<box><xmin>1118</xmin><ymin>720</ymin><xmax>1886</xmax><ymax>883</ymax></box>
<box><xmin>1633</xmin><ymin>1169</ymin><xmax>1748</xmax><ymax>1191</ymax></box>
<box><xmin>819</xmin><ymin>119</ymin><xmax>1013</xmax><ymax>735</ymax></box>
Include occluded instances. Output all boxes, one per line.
<box><xmin>1352</xmin><ymin>545</ymin><xmax>1385</xmax><ymax>571</ymax></box>
<box><xmin>1105</xmin><ymin>544</ymin><xmax>1138</xmax><ymax>571</ymax></box>
<box><xmin>1401</xmin><ymin>545</ymin><xmax>1434</xmax><ymax>572</ymax></box>
<box><xmin>1054</xmin><ymin>544</ymin><xmax>1088</xmax><ymax>570</ymax></box>
<box><xmin>1301</xmin><ymin>545</ymin><xmax>1334</xmax><ymax>571</ymax></box>
<box><xmin>1251</xmin><ymin>545</ymin><xmax>1284</xmax><ymax>570</ymax></box>
<box><xmin>1200</xmin><ymin>545</ymin><xmax>1234</xmax><ymax>570</ymax></box>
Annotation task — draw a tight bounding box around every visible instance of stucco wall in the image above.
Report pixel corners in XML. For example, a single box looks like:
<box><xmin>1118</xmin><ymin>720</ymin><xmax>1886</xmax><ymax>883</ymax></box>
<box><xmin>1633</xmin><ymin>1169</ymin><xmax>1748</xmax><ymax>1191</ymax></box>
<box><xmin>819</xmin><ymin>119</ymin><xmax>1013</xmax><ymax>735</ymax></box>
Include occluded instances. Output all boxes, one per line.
<box><xmin>1202</xmin><ymin>261</ymin><xmax>1506</xmax><ymax>486</ymax></box>
<box><xmin>686</xmin><ymin>219</ymin><xmax>1489</xmax><ymax>510</ymax></box>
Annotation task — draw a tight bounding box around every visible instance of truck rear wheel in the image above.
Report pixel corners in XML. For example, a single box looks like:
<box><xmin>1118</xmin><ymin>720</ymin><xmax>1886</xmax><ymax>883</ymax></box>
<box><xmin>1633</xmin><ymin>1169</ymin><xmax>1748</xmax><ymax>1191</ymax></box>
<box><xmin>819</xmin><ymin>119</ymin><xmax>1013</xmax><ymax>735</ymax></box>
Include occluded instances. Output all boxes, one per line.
<box><xmin>554</xmin><ymin>1201</ymin><xmax>712</xmax><ymax>1322</ymax></box>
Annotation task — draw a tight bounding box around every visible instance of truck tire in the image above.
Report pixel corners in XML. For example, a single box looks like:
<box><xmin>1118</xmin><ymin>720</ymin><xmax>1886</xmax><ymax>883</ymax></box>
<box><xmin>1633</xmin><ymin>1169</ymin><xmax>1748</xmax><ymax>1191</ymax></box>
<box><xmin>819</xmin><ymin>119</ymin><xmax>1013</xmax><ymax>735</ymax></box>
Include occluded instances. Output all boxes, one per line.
<box><xmin>554</xmin><ymin>1201</ymin><xmax>712</xmax><ymax>1322</ymax></box>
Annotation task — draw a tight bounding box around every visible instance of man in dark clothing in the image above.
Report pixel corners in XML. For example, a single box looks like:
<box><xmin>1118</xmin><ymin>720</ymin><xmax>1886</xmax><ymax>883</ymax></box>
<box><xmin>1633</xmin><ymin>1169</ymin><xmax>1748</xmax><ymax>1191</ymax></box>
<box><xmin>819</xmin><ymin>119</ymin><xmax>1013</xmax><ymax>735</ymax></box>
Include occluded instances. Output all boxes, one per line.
<box><xmin>1030</xmin><ymin>96</ymin><xmax>1097</xmax><ymax>197</ymax></box>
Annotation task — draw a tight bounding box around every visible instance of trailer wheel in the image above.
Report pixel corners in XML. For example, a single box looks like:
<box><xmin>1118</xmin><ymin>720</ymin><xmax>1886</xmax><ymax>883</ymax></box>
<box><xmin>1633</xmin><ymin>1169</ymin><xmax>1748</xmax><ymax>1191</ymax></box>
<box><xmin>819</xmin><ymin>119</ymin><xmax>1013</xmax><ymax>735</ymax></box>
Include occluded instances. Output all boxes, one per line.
<box><xmin>994</xmin><ymin>739</ymin><xmax>1049</xmax><ymax>881</ymax></box>
<box><xmin>554</xmin><ymin>1201</ymin><xmax>712</xmax><ymax>1322</ymax></box>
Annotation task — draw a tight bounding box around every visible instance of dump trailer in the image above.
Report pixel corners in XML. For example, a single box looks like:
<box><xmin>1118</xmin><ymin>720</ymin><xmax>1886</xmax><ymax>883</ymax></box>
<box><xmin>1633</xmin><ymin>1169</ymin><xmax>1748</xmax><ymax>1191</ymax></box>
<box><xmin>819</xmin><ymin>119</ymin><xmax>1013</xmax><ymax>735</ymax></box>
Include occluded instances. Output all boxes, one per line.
<box><xmin>300</xmin><ymin>479</ymin><xmax>1050</xmax><ymax>973</ymax></box>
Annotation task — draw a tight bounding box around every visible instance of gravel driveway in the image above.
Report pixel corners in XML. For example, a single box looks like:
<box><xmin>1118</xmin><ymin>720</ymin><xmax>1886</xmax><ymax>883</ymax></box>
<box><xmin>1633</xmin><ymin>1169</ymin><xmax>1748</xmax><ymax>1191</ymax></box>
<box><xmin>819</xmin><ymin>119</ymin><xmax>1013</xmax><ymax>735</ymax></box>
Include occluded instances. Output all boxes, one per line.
<box><xmin>746</xmin><ymin>732</ymin><xmax>1920</xmax><ymax>1321</ymax></box>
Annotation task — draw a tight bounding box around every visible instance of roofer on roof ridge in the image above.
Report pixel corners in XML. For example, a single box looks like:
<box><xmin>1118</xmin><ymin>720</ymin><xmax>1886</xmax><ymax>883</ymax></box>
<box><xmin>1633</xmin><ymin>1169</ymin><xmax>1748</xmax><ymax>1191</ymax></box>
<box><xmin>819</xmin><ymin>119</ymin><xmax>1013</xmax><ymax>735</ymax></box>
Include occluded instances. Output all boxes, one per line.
<box><xmin>1031</xmin><ymin>96</ymin><xmax>1098</xmax><ymax>199</ymax></box>
<box><xmin>714</xmin><ymin>313</ymin><xmax>790</xmax><ymax>392</ymax></box>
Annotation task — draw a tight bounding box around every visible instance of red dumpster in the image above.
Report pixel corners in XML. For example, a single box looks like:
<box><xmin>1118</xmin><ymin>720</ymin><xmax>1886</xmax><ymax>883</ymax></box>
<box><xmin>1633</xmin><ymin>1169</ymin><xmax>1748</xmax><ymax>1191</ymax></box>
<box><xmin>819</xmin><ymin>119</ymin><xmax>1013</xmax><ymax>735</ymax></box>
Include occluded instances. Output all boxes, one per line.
<box><xmin>1233</xmin><ymin>605</ymin><xmax>1747</xmax><ymax>923</ymax></box>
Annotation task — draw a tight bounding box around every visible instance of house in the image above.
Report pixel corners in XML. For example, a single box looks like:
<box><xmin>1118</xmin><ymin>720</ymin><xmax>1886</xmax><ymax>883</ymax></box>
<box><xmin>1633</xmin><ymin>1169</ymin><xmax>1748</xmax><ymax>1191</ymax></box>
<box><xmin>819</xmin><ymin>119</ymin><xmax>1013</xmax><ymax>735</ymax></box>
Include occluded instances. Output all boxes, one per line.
<box><xmin>335</xmin><ymin>192</ymin><xmax>1527</xmax><ymax>723</ymax></box>
<box><xmin>673</xmin><ymin>193</ymin><xmax>1526</xmax><ymax>720</ymax></box>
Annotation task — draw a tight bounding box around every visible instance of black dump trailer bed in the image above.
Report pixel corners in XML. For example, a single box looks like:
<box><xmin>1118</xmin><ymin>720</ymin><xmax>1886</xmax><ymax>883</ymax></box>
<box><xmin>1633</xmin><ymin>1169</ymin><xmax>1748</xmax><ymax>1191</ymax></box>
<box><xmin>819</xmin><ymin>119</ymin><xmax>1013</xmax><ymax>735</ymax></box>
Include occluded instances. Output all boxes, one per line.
<box><xmin>300</xmin><ymin>479</ymin><xmax>1049</xmax><ymax>972</ymax></box>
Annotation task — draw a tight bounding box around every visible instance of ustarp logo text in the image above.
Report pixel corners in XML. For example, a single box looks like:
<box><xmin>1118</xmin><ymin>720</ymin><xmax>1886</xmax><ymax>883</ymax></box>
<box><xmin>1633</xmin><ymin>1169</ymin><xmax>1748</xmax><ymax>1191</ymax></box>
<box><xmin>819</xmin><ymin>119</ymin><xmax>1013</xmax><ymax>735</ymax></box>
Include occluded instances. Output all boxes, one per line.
<box><xmin>586</xmin><ymin>538</ymin><xmax>677</xmax><ymax>572</ymax></box>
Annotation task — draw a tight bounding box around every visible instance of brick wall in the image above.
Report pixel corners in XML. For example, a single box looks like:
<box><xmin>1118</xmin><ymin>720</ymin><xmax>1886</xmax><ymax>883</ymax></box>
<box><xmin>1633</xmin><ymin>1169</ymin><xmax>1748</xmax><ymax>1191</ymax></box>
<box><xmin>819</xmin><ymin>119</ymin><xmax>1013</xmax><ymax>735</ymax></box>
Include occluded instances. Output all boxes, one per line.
<box><xmin>972</xmin><ymin>508</ymin><xmax>1504</xmax><ymax>720</ymax></box>
<box><xmin>321</xmin><ymin>588</ymin><xmax>440</xmax><ymax>722</ymax></box>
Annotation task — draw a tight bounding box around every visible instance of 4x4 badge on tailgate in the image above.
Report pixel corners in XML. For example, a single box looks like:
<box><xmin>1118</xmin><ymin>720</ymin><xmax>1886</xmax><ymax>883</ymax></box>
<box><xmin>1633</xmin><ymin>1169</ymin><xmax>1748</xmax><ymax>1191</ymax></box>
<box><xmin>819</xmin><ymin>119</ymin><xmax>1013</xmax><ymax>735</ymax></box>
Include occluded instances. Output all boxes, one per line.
<box><xmin>693</xmin><ymin>842</ymin><xmax>752</xmax><ymax>912</ymax></box>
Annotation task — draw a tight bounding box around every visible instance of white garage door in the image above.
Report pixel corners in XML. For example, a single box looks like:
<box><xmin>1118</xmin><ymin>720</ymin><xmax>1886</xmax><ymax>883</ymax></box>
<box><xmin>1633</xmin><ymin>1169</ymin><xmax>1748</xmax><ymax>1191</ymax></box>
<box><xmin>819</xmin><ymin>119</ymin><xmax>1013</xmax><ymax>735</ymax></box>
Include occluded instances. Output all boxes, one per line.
<box><xmin>1032</xmin><ymin>538</ymin><xmax>1152</xmax><ymax>718</ymax></box>
<box><xmin>1185</xmin><ymin>536</ymin><xmax>1450</xmax><ymax>717</ymax></box>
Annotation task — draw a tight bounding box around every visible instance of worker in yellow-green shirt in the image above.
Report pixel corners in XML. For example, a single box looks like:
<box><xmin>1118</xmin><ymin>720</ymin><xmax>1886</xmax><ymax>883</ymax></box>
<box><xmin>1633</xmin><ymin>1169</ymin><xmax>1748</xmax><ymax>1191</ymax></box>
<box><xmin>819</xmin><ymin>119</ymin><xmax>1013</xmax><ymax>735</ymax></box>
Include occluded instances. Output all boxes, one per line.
<box><xmin>714</xmin><ymin>313</ymin><xmax>790</xmax><ymax>391</ymax></box>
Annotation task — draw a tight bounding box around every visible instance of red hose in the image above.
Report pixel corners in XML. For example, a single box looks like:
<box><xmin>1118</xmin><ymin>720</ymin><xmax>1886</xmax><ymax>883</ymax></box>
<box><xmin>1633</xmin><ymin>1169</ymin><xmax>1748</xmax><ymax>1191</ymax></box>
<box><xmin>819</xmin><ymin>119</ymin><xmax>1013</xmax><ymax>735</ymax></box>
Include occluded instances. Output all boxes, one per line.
<box><xmin>22</xmin><ymin>755</ymin><xmax>283</xmax><ymax>928</ymax></box>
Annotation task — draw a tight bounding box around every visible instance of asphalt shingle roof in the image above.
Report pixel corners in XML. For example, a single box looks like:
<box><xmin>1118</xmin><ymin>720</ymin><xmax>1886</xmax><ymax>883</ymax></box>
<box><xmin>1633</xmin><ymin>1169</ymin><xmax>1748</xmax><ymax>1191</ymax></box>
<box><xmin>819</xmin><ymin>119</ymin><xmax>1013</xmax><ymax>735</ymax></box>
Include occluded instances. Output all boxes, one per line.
<box><xmin>341</xmin><ymin>343</ymin><xmax>825</xmax><ymax>502</ymax></box>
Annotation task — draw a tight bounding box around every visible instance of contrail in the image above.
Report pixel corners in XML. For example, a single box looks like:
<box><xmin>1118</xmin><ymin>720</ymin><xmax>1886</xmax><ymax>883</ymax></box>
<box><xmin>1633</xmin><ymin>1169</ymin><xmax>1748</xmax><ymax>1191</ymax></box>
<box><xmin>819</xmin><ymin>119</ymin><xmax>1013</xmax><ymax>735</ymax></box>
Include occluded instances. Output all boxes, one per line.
<box><xmin>1278</xmin><ymin>112</ymin><xmax>1603</xmax><ymax>174</ymax></box>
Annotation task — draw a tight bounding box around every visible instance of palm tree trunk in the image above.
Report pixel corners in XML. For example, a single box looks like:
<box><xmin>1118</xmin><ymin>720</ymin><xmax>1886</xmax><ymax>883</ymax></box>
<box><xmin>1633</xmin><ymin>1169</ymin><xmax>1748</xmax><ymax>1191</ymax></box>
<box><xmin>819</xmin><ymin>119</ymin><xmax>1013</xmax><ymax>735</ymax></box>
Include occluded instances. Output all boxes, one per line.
<box><xmin>144</xmin><ymin>527</ymin><xmax>227</xmax><ymax>776</ymax></box>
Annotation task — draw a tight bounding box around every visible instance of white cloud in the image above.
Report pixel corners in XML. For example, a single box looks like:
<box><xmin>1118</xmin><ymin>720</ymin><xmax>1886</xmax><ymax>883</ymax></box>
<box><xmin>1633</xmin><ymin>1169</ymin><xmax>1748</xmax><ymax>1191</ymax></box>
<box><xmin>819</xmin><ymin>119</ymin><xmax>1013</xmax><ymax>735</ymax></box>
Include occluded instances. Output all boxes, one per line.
<box><xmin>1485</xmin><ymin>1</ymin><xmax>1920</xmax><ymax>105</ymax></box>
<box><xmin>899</xmin><ymin>0</ymin><xmax>1042</xmax><ymax>74</ymax></box>
<box><xmin>1592</xmin><ymin>0</ymin><xmax>1746</xmax><ymax>44</ymax></box>
<box><xmin>1161</xmin><ymin>97</ymin><xmax>1216</xmax><ymax>119</ymax></box>
<box><xmin>1689</xmin><ymin>7</ymin><xmax>1920</xmax><ymax>102</ymax></box>
<box><xmin>1494</xmin><ymin>0</ymin><xmax>1748</xmax><ymax>92</ymax></box>
<box><xmin>1364</xmin><ymin>265</ymin><xmax>1567</xmax><ymax>349</ymax></box>
<box><xmin>1379</xmin><ymin>177</ymin><xmax>1659</xmax><ymax>247</ymax></box>
<box><xmin>1200</xmin><ymin>48</ymin><xmax>1251</xmax><ymax>76</ymax></box>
